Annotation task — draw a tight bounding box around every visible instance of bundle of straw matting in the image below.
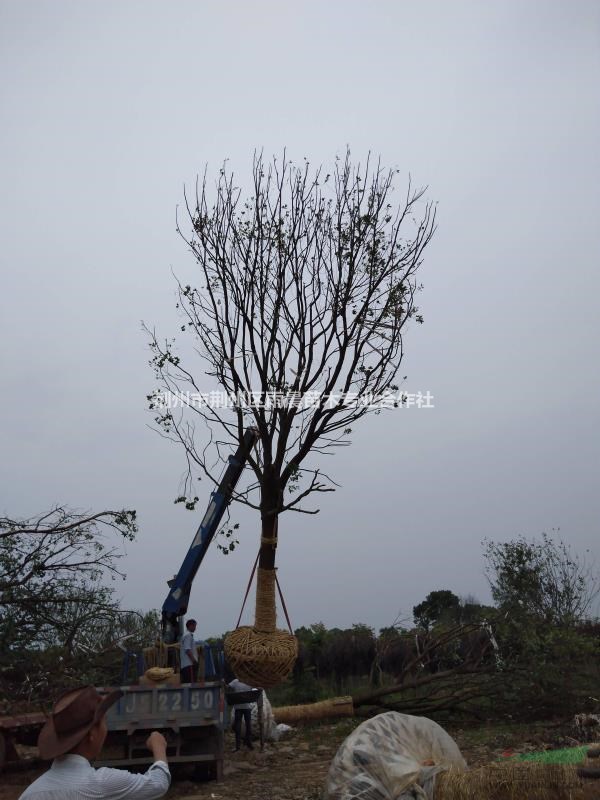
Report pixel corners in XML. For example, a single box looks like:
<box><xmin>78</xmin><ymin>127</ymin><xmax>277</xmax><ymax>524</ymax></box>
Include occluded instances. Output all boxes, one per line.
<box><xmin>434</xmin><ymin>762</ymin><xmax>584</xmax><ymax>800</ymax></box>
<box><xmin>225</xmin><ymin>625</ymin><xmax>298</xmax><ymax>688</ymax></box>
<box><xmin>145</xmin><ymin>666</ymin><xmax>175</xmax><ymax>682</ymax></box>
<box><xmin>274</xmin><ymin>696</ymin><xmax>353</xmax><ymax>724</ymax></box>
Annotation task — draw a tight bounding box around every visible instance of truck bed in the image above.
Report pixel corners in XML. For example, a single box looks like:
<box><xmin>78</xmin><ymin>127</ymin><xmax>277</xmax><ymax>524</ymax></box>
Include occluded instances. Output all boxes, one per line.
<box><xmin>96</xmin><ymin>682</ymin><xmax>225</xmax><ymax>777</ymax></box>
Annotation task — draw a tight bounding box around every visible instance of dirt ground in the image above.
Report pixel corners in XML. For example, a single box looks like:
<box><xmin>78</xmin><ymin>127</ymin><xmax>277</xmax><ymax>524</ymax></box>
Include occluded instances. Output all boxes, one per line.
<box><xmin>2</xmin><ymin>718</ymin><xmax>600</xmax><ymax>800</ymax></box>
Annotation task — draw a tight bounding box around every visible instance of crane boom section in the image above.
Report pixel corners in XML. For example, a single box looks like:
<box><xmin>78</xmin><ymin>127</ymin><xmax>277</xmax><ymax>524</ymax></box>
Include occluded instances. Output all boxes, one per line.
<box><xmin>161</xmin><ymin>427</ymin><xmax>259</xmax><ymax>641</ymax></box>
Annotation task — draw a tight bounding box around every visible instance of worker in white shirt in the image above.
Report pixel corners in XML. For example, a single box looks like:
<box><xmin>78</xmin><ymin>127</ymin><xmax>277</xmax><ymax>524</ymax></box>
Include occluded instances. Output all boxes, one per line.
<box><xmin>180</xmin><ymin>618</ymin><xmax>199</xmax><ymax>683</ymax></box>
<box><xmin>19</xmin><ymin>685</ymin><xmax>170</xmax><ymax>800</ymax></box>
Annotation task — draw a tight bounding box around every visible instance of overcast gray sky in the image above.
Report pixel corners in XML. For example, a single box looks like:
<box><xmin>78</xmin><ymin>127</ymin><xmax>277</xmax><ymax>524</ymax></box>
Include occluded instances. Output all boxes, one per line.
<box><xmin>1</xmin><ymin>1</ymin><xmax>599</xmax><ymax>638</ymax></box>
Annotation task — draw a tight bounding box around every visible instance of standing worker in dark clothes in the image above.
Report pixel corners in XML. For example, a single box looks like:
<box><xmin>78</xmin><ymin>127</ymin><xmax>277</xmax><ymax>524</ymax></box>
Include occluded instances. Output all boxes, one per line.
<box><xmin>228</xmin><ymin>678</ymin><xmax>255</xmax><ymax>751</ymax></box>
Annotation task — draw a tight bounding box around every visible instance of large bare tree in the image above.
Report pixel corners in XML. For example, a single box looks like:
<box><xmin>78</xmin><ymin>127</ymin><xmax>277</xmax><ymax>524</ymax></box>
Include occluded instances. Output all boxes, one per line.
<box><xmin>146</xmin><ymin>150</ymin><xmax>435</xmax><ymax>591</ymax></box>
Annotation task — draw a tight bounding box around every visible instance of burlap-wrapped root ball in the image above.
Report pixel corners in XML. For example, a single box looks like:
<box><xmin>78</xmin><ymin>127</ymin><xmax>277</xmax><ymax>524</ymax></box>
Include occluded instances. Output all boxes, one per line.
<box><xmin>225</xmin><ymin>625</ymin><xmax>298</xmax><ymax>689</ymax></box>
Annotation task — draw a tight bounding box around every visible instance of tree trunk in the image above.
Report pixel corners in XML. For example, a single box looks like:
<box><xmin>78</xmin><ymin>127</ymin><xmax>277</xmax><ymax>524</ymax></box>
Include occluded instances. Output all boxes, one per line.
<box><xmin>259</xmin><ymin>509</ymin><xmax>278</xmax><ymax>570</ymax></box>
<box><xmin>254</xmin><ymin>472</ymin><xmax>279</xmax><ymax>633</ymax></box>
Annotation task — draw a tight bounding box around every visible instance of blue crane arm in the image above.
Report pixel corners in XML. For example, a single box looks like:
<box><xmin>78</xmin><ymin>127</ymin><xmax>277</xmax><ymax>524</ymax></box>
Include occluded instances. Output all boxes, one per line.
<box><xmin>161</xmin><ymin>427</ymin><xmax>259</xmax><ymax>643</ymax></box>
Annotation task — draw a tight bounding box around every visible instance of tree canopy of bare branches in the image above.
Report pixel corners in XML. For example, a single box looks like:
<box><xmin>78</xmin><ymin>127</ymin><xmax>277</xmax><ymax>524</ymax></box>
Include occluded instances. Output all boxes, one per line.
<box><xmin>0</xmin><ymin>506</ymin><xmax>137</xmax><ymax>653</ymax></box>
<box><xmin>146</xmin><ymin>150</ymin><xmax>435</xmax><ymax>571</ymax></box>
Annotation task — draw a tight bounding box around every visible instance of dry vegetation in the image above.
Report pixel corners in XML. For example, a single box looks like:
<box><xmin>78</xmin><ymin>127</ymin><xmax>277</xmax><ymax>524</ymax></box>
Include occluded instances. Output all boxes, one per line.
<box><xmin>3</xmin><ymin>718</ymin><xmax>600</xmax><ymax>800</ymax></box>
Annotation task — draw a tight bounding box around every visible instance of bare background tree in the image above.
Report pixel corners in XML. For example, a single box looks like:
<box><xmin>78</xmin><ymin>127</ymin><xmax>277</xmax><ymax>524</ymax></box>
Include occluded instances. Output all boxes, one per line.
<box><xmin>0</xmin><ymin>507</ymin><xmax>137</xmax><ymax>655</ymax></box>
<box><xmin>146</xmin><ymin>150</ymin><xmax>436</xmax><ymax>581</ymax></box>
<box><xmin>0</xmin><ymin>506</ymin><xmax>159</xmax><ymax>709</ymax></box>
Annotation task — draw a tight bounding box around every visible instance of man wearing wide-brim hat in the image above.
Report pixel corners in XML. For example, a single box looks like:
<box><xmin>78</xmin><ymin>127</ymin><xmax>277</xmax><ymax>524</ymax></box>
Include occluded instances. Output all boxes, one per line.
<box><xmin>19</xmin><ymin>686</ymin><xmax>171</xmax><ymax>800</ymax></box>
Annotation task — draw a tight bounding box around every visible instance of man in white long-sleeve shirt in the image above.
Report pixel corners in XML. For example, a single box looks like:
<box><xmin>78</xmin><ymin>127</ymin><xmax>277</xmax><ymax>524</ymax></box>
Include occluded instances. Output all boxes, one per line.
<box><xmin>19</xmin><ymin>685</ymin><xmax>170</xmax><ymax>800</ymax></box>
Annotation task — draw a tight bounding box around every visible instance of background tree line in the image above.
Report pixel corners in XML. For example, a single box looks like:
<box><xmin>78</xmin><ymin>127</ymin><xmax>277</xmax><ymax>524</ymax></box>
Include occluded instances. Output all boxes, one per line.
<box><xmin>265</xmin><ymin>532</ymin><xmax>600</xmax><ymax>721</ymax></box>
<box><xmin>2</xmin><ymin>507</ymin><xmax>599</xmax><ymax>724</ymax></box>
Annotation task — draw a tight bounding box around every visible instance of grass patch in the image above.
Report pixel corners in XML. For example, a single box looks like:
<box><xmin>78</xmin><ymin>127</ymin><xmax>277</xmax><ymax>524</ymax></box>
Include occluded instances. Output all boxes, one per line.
<box><xmin>512</xmin><ymin>746</ymin><xmax>588</xmax><ymax>764</ymax></box>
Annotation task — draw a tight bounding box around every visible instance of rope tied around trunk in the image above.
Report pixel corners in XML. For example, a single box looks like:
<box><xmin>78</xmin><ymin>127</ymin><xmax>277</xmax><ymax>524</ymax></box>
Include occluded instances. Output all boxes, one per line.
<box><xmin>255</xmin><ymin>567</ymin><xmax>277</xmax><ymax>632</ymax></box>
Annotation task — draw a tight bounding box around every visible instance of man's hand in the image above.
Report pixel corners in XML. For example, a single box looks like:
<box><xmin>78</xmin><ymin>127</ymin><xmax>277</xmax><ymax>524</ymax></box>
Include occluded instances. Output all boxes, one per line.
<box><xmin>146</xmin><ymin>731</ymin><xmax>168</xmax><ymax>762</ymax></box>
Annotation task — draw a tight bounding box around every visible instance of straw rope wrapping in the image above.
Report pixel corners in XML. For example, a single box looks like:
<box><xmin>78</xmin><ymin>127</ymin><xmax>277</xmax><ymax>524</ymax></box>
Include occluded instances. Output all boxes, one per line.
<box><xmin>225</xmin><ymin>626</ymin><xmax>298</xmax><ymax>687</ymax></box>
<box><xmin>274</xmin><ymin>696</ymin><xmax>353</xmax><ymax>724</ymax></box>
<box><xmin>255</xmin><ymin>566</ymin><xmax>277</xmax><ymax>632</ymax></box>
<box><xmin>434</xmin><ymin>762</ymin><xmax>585</xmax><ymax>800</ymax></box>
<box><xmin>225</xmin><ymin>566</ymin><xmax>298</xmax><ymax>688</ymax></box>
